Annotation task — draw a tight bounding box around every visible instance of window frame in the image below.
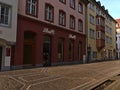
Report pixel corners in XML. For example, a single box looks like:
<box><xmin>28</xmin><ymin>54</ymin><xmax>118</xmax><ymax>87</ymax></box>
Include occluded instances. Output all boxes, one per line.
<box><xmin>69</xmin><ymin>15</ymin><xmax>75</xmax><ymax>29</ymax></box>
<box><xmin>89</xmin><ymin>29</ymin><xmax>95</xmax><ymax>39</ymax></box>
<box><xmin>26</xmin><ymin>0</ymin><xmax>38</xmax><ymax>17</ymax></box>
<box><xmin>58</xmin><ymin>38</ymin><xmax>64</xmax><ymax>62</ymax></box>
<box><xmin>78</xmin><ymin>2</ymin><xmax>83</xmax><ymax>14</ymax></box>
<box><xmin>45</xmin><ymin>3</ymin><xmax>54</xmax><ymax>22</ymax></box>
<box><xmin>69</xmin><ymin>39</ymin><xmax>74</xmax><ymax>61</ymax></box>
<box><xmin>89</xmin><ymin>2</ymin><xmax>94</xmax><ymax>11</ymax></box>
<box><xmin>70</xmin><ymin>0</ymin><xmax>75</xmax><ymax>9</ymax></box>
<box><xmin>59</xmin><ymin>10</ymin><xmax>66</xmax><ymax>26</ymax></box>
<box><xmin>96</xmin><ymin>31</ymin><xmax>101</xmax><ymax>39</ymax></box>
<box><xmin>0</xmin><ymin>3</ymin><xmax>11</xmax><ymax>27</ymax></box>
<box><xmin>78</xmin><ymin>19</ymin><xmax>83</xmax><ymax>32</ymax></box>
<box><xmin>89</xmin><ymin>14</ymin><xmax>94</xmax><ymax>25</ymax></box>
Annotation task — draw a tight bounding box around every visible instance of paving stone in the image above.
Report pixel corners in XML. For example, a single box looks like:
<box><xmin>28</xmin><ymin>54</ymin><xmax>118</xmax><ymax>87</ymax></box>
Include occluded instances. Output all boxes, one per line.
<box><xmin>0</xmin><ymin>60</ymin><xmax>120</xmax><ymax>90</ymax></box>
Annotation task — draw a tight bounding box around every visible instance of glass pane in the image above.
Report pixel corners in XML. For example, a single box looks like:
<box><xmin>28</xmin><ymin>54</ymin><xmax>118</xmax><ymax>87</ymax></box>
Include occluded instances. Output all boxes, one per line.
<box><xmin>27</xmin><ymin>3</ymin><xmax>31</xmax><ymax>13</ymax></box>
<box><xmin>58</xmin><ymin>39</ymin><xmax>64</xmax><ymax>62</ymax></box>
<box><xmin>5</xmin><ymin>7</ymin><xmax>9</xmax><ymax>15</ymax></box>
<box><xmin>1</xmin><ymin>7</ymin><xmax>5</xmax><ymax>15</ymax></box>
<box><xmin>69</xmin><ymin>40</ymin><xmax>74</xmax><ymax>60</ymax></box>
<box><xmin>1</xmin><ymin>15</ymin><xmax>4</xmax><ymax>23</ymax></box>
<box><xmin>5</xmin><ymin>16</ymin><xmax>8</xmax><ymax>24</ymax></box>
<box><xmin>32</xmin><ymin>5</ymin><xmax>35</xmax><ymax>15</ymax></box>
<box><xmin>32</xmin><ymin>0</ymin><xmax>36</xmax><ymax>4</ymax></box>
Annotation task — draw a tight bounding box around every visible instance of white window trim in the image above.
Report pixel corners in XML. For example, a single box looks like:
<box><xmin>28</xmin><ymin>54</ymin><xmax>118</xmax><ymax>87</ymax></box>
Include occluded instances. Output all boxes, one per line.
<box><xmin>45</xmin><ymin>5</ymin><xmax>53</xmax><ymax>21</ymax></box>
<box><xmin>70</xmin><ymin>16</ymin><xmax>75</xmax><ymax>29</ymax></box>
<box><xmin>27</xmin><ymin>0</ymin><xmax>37</xmax><ymax>16</ymax></box>
<box><xmin>59</xmin><ymin>11</ymin><xmax>65</xmax><ymax>25</ymax></box>
<box><xmin>0</xmin><ymin>3</ymin><xmax>11</xmax><ymax>27</ymax></box>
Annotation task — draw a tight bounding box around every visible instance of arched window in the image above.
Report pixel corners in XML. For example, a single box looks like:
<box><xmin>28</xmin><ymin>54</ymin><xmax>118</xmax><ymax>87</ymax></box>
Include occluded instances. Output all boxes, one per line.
<box><xmin>78</xmin><ymin>3</ymin><xmax>83</xmax><ymax>13</ymax></box>
<box><xmin>58</xmin><ymin>38</ymin><xmax>64</xmax><ymax>62</ymax></box>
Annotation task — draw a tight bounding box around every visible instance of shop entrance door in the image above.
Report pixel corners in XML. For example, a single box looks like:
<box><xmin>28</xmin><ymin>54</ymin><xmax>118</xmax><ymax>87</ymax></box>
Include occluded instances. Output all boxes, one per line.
<box><xmin>24</xmin><ymin>32</ymin><xmax>35</xmax><ymax>67</ymax></box>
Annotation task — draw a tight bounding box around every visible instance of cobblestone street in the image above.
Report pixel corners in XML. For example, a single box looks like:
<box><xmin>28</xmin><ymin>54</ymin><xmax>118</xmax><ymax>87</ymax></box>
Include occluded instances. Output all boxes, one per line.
<box><xmin>1</xmin><ymin>60</ymin><xmax>120</xmax><ymax>90</ymax></box>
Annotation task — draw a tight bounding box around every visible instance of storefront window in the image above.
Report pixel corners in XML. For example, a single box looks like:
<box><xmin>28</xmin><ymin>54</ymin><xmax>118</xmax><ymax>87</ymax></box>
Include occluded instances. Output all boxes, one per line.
<box><xmin>69</xmin><ymin>40</ymin><xmax>74</xmax><ymax>61</ymax></box>
<box><xmin>58</xmin><ymin>38</ymin><xmax>64</xmax><ymax>62</ymax></box>
<box><xmin>78</xmin><ymin>42</ymin><xmax>82</xmax><ymax>60</ymax></box>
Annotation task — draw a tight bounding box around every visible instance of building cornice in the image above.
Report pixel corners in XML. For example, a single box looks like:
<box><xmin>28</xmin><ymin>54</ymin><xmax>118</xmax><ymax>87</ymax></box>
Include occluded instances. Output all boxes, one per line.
<box><xmin>18</xmin><ymin>14</ymin><xmax>86</xmax><ymax>37</ymax></box>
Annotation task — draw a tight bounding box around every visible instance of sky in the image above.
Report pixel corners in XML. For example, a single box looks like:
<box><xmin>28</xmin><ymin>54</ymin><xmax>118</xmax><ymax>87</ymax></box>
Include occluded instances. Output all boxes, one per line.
<box><xmin>96</xmin><ymin>0</ymin><xmax>120</xmax><ymax>19</ymax></box>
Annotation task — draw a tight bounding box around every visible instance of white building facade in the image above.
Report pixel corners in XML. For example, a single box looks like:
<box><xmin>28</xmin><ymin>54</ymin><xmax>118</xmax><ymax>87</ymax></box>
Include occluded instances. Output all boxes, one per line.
<box><xmin>0</xmin><ymin>0</ymin><xmax>18</xmax><ymax>71</ymax></box>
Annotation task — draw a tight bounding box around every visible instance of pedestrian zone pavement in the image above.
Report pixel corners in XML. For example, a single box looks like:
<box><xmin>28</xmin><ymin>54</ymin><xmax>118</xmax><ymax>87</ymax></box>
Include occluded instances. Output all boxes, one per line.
<box><xmin>1</xmin><ymin>60</ymin><xmax>120</xmax><ymax>90</ymax></box>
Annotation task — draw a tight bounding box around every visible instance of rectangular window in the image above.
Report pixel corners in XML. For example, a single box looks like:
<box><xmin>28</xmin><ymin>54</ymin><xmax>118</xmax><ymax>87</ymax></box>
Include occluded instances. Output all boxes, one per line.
<box><xmin>96</xmin><ymin>17</ymin><xmax>105</xmax><ymax>26</ymax></box>
<box><xmin>110</xmin><ymin>37</ymin><xmax>112</xmax><ymax>44</ymax></box>
<box><xmin>105</xmin><ymin>25</ymin><xmax>109</xmax><ymax>33</ymax></box>
<box><xmin>96</xmin><ymin>18</ymin><xmax>100</xmax><ymax>25</ymax></box>
<box><xmin>106</xmin><ymin>16</ymin><xmax>109</xmax><ymax>22</ymax></box>
<box><xmin>96</xmin><ymin>8</ymin><xmax>100</xmax><ymax>15</ymax></box>
<box><xmin>78</xmin><ymin>19</ymin><xmax>83</xmax><ymax>32</ymax></box>
<box><xmin>70</xmin><ymin>15</ymin><xmax>75</xmax><ymax>29</ymax></box>
<box><xmin>26</xmin><ymin>0</ymin><xmax>38</xmax><ymax>17</ymax></box>
<box><xmin>90</xmin><ymin>14</ymin><xmax>94</xmax><ymax>24</ymax></box>
<box><xmin>59</xmin><ymin>0</ymin><xmax>66</xmax><ymax>4</ymax></box>
<box><xmin>0</xmin><ymin>3</ymin><xmax>11</xmax><ymax>26</ymax></box>
<box><xmin>78</xmin><ymin>42</ymin><xmax>82</xmax><ymax>60</ymax></box>
<box><xmin>109</xmin><ymin>28</ymin><xmax>112</xmax><ymax>35</ymax></box>
<box><xmin>58</xmin><ymin>38</ymin><xmax>64</xmax><ymax>62</ymax></box>
<box><xmin>89</xmin><ymin>2</ymin><xmax>94</xmax><ymax>11</ymax></box>
<box><xmin>59</xmin><ymin>10</ymin><xmax>66</xmax><ymax>26</ymax></box>
<box><xmin>45</xmin><ymin>4</ymin><xmax>54</xmax><ymax>22</ymax></box>
<box><xmin>69</xmin><ymin>40</ymin><xmax>74</xmax><ymax>61</ymax></box>
<box><xmin>96</xmin><ymin>31</ymin><xmax>101</xmax><ymax>39</ymax></box>
<box><xmin>101</xmin><ymin>19</ymin><xmax>105</xmax><ymax>26</ymax></box>
<box><xmin>90</xmin><ymin>29</ymin><xmax>95</xmax><ymax>39</ymax></box>
<box><xmin>78</xmin><ymin>3</ymin><xmax>83</xmax><ymax>13</ymax></box>
<box><xmin>70</xmin><ymin>0</ymin><xmax>75</xmax><ymax>9</ymax></box>
<box><xmin>105</xmin><ymin>36</ymin><xmax>109</xmax><ymax>43</ymax></box>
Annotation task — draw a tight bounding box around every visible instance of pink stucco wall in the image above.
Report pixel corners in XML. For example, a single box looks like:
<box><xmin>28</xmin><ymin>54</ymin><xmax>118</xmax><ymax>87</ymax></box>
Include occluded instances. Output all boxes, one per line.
<box><xmin>18</xmin><ymin>0</ymin><xmax>86</xmax><ymax>34</ymax></box>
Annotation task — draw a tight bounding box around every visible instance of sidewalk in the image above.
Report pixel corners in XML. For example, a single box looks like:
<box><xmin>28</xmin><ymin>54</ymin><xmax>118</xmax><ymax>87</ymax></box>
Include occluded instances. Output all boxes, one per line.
<box><xmin>0</xmin><ymin>60</ymin><xmax>120</xmax><ymax>90</ymax></box>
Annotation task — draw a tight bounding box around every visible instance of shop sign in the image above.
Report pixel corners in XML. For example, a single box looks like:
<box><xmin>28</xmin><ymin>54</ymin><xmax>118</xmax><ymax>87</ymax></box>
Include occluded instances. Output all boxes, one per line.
<box><xmin>43</xmin><ymin>28</ymin><xmax>55</xmax><ymax>35</ymax></box>
<box><xmin>69</xmin><ymin>34</ymin><xmax>76</xmax><ymax>39</ymax></box>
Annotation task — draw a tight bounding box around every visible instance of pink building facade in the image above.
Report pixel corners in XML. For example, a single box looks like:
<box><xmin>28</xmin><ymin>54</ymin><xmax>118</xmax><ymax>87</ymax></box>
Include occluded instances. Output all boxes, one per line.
<box><xmin>13</xmin><ymin>0</ymin><xmax>89</xmax><ymax>69</ymax></box>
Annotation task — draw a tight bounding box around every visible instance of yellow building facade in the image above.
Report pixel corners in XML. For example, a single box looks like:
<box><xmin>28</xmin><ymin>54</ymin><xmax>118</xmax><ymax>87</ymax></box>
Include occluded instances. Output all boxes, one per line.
<box><xmin>87</xmin><ymin>0</ymin><xmax>116</xmax><ymax>62</ymax></box>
